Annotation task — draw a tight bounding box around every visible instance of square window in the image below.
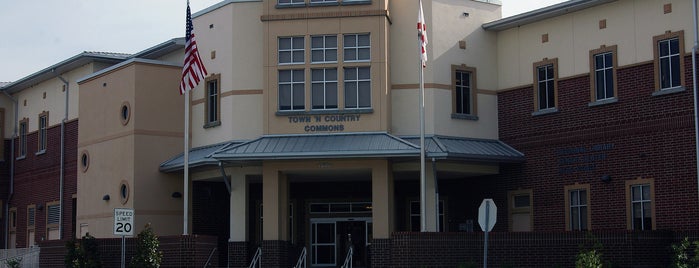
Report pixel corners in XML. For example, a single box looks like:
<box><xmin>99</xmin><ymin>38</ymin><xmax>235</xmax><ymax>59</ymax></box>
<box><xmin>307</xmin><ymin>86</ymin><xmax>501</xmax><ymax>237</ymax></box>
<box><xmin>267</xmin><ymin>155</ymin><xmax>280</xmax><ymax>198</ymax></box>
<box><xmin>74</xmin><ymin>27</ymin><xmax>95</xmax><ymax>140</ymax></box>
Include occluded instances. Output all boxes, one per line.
<box><xmin>279</xmin><ymin>36</ymin><xmax>305</xmax><ymax>64</ymax></box>
<box><xmin>311</xmin><ymin>35</ymin><xmax>338</xmax><ymax>63</ymax></box>
<box><xmin>343</xmin><ymin>34</ymin><xmax>370</xmax><ymax>62</ymax></box>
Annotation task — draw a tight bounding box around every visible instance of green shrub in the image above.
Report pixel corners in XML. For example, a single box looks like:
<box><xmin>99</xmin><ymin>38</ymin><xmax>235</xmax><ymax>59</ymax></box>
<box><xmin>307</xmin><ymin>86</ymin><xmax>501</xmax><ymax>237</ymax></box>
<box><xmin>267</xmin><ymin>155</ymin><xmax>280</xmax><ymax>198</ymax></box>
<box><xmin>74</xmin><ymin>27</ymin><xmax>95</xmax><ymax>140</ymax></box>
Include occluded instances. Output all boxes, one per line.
<box><xmin>5</xmin><ymin>257</ymin><xmax>22</xmax><ymax>268</ymax></box>
<box><xmin>575</xmin><ymin>233</ymin><xmax>604</xmax><ymax>268</ymax></box>
<box><xmin>65</xmin><ymin>233</ymin><xmax>101</xmax><ymax>268</ymax></box>
<box><xmin>129</xmin><ymin>223</ymin><xmax>163</xmax><ymax>268</ymax></box>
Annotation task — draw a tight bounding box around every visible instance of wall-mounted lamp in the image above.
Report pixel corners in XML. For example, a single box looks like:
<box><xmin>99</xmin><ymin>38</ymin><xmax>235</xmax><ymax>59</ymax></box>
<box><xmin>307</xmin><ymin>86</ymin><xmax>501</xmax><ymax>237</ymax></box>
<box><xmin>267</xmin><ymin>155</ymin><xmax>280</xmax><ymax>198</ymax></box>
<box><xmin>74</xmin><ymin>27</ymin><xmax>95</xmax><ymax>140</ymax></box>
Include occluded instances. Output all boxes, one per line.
<box><xmin>462</xmin><ymin>12</ymin><xmax>470</xmax><ymax>17</ymax></box>
<box><xmin>37</xmin><ymin>204</ymin><xmax>44</xmax><ymax>210</ymax></box>
<box><xmin>601</xmin><ymin>175</ymin><xmax>611</xmax><ymax>183</ymax></box>
<box><xmin>102</xmin><ymin>194</ymin><xmax>110</xmax><ymax>201</ymax></box>
<box><xmin>172</xmin><ymin>192</ymin><xmax>182</xmax><ymax>198</ymax></box>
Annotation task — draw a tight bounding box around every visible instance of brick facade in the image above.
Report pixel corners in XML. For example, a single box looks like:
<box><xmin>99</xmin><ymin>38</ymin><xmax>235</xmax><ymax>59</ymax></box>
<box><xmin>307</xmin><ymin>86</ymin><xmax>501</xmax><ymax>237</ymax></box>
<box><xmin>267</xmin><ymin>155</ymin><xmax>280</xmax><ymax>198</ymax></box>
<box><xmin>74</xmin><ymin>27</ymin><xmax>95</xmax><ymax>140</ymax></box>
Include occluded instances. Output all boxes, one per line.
<box><xmin>495</xmin><ymin>56</ymin><xmax>698</xmax><ymax>232</ymax></box>
<box><xmin>9</xmin><ymin>120</ymin><xmax>78</xmax><ymax>247</ymax></box>
<box><xmin>261</xmin><ymin>240</ymin><xmax>290</xmax><ymax>268</ymax></box>
<box><xmin>39</xmin><ymin>234</ymin><xmax>218</xmax><ymax>268</ymax></box>
<box><xmin>228</xmin><ymin>241</ymin><xmax>251</xmax><ymax>268</ymax></box>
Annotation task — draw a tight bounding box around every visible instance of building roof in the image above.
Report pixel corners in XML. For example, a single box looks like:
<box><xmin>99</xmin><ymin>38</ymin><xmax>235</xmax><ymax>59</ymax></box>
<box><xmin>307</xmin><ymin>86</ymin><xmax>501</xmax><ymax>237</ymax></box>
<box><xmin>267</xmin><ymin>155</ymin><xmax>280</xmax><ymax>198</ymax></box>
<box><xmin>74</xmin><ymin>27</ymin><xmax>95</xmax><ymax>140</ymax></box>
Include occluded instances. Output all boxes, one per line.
<box><xmin>159</xmin><ymin>141</ymin><xmax>243</xmax><ymax>173</ymax></box>
<box><xmin>212</xmin><ymin>132</ymin><xmax>421</xmax><ymax>161</ymax></box>
<box><xmin>402</xmin><ymin>136</ymin><xmax>525</xmax><ymax>163</ymax></box>
<box><xmin>160</xmin><ymin>133</ymin><xmax>524</xmax><ymax>172</ymax></box>
<box><xmin>192</xmin><ymin>0</ymin><xmax>262</xmax><ymax>19</ymax></box>
<box><xmin>0</xmin><ymin>51</ymin><xmax>130</xmax><ymax>94</ymax></box>
<box><xmin>132</xmin><ymin>38</ymin><xmax>185</xmax><ymax>59</ymax></box>
<box><xmin>482</xmin><ymin>0</ymin><xmax>616</xmax><ymax>31</ymax></box>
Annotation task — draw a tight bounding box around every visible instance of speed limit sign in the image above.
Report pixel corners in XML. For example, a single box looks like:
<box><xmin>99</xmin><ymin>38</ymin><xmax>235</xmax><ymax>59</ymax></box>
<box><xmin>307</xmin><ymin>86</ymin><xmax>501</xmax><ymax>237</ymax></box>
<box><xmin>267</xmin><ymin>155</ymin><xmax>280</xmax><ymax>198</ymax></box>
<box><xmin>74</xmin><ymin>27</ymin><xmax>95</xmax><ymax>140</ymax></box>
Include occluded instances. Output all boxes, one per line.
<box><xmin>113</xmin><ymin>208</ymin><xmax>134</xmax><ymax>236</ymax></box>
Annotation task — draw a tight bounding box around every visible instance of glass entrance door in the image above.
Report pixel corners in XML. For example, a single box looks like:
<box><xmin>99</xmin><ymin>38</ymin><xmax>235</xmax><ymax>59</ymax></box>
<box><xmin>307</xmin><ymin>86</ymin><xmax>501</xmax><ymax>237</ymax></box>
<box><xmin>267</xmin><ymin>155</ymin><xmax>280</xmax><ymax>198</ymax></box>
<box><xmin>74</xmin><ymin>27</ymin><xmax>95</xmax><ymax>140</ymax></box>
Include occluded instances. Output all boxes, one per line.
<box><xmin>310</xmin><ymin>218</ymin><xmax>372</xmax><ymax>267</ymax></box>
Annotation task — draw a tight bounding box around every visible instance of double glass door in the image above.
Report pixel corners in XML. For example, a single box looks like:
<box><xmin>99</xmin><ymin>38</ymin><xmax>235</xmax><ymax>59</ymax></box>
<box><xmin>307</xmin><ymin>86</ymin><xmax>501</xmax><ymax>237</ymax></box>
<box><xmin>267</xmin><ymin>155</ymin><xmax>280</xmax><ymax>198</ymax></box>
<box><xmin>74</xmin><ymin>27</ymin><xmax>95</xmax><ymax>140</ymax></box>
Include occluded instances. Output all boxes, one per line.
<box><xmin>310</xmin><ymin>217</ymin><xmax>372</xmax><ymax>267</ymax></box>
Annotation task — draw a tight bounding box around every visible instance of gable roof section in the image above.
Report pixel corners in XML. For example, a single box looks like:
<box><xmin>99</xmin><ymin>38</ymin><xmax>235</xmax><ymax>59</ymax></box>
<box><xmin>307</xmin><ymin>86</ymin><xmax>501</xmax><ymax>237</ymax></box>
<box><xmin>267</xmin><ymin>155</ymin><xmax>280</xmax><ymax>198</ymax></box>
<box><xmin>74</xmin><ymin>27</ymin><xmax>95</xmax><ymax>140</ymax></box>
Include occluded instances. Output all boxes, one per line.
<box><xmin>402</xmin><ymin>136</ymin><xmax>524</xmax><ymax>163</ymax></box>
<box><xmin>482</xmin><ymin>0</ymin><xmax>616</xmax><ymax>31</ymax></box>
<box><xmin>211</xmin><ymin>132</ymin><xmax>421</xmax><ymax>161</ymax></box>
<box><xmin>159</xmin><ymin>141</ymin><xmax>243</xmax><ymax>173</ymax></box>
<box><xmin>0</xmin><ymin>52</ymin><xmax>130</xmax><ymax>94</ymax></box>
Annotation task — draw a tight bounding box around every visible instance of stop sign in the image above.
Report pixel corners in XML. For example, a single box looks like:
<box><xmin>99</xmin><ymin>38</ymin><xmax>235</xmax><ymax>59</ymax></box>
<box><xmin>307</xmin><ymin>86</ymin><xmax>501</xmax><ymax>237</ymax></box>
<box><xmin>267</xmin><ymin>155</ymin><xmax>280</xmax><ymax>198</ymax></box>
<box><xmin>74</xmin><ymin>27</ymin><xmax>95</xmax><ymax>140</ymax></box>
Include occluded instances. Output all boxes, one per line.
<box><xmin>478</xmin><ymin>199</ymin><xmax>497</xmax><ymax>232</ymax></box>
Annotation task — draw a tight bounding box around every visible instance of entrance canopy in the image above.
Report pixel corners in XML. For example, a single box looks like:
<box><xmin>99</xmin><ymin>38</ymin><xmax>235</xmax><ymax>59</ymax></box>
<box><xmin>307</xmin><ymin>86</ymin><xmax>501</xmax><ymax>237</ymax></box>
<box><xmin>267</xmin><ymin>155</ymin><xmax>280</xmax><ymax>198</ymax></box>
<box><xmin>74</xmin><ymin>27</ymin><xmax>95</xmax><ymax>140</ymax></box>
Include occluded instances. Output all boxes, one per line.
<box><xmin>159</xmin><ymin>132</ymin><xmax>524</xmax><ymax>172</ymax></box>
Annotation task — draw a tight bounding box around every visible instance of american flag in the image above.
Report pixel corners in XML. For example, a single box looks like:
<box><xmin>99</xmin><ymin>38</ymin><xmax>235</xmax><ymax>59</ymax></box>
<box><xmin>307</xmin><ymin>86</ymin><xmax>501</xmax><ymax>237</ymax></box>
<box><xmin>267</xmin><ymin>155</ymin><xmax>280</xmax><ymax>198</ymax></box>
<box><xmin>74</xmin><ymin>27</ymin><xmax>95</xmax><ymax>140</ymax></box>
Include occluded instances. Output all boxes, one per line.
<box><xmin>180</xmin><ymin>0</ymin><xmax>208</xmax><ymax>94</ymax></box>
<box><xmin>417</xmin><ymin>0</ymin><xmax>428</xmax><ymax>68</ymax></box>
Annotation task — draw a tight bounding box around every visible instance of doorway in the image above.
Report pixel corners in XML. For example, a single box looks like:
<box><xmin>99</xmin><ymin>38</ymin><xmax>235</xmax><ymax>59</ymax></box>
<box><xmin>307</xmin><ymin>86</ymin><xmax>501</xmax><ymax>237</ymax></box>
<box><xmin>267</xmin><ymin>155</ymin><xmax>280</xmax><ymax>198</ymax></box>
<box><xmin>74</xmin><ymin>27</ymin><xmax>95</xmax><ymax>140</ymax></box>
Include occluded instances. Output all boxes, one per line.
<box><xmin>310</xmin><ymin>217</ymin><xmax>371</xmax><ymax>267</ymax></box>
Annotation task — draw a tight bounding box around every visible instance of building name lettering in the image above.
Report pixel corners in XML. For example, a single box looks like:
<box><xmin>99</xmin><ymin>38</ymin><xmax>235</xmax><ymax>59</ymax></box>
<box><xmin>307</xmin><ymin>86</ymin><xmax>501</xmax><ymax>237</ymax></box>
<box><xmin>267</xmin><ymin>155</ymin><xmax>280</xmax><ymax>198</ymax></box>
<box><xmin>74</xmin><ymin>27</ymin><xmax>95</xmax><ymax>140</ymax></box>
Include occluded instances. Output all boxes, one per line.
<box><xmin>557</xmin><ymin>143</ymin><xmax>614</xmax><ymax>175</ymax></box>
<box><xmin>288</xmin><ymin>114</ymin><xmax>361</xmax><ymax>132</ymax></box>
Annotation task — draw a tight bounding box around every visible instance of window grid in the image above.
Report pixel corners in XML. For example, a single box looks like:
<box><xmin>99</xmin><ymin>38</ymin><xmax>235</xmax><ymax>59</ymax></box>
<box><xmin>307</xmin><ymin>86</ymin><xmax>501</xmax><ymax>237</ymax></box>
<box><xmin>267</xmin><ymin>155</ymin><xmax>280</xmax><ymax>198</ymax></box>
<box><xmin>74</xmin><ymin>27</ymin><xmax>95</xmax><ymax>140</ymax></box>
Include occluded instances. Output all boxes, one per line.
<box><xmin>658</xmin><ymin>37</ymin><xmax>681</xmax><ymax>89</ymax></box>
<box><xmin>537</xmin><ymin>64</ymin><xmax>555</xmax><ymax>110</ymax></box>
<box><xmin>311</xmin><ymin>68</ymin><xmax>338</xmax><ymax>110</ymax></box>
<box><xmin>38</xmin><ymin>113</ymin><xmax>48</xmax><ymax>152</ymax></box>
<box><xmin>311</xmin><ymin>35</ymin><xmax>338</xmax><ymax>63</ymax></box>
<box><xmin>409</xmin><ymin>200</ymin><xmax>445</xmax><ymax>232</ymax></box>
<box><xmin>207</xmin><ymin>79</ymin><xmax>219</xmax><ymax>124</ymax></box>
<box><xmin>19</xmin><ymin>120</ymin><xmax>27</xmax><ymax>157</ymax></box>
<box><xmin>27</xmin><ymin>206</ymin><xmax>35</xmax><ymax>227</ymax></box>
<box><xmin>594</xmin><ymin>52</ymin><xmax>614</xmax><ymax>100</ymax></box>
<box><xmin>278</xmin><ymin>0</ymin><xmax>305</xmax><ymax>5</ymax></box>
<box><xmin>344</xmin><ymin>67</ymin><xmax>371</xmax><ymax>109</ymax></box>
<box><xmin>279</xmin><ymin>37</ymin><xmax>305</xmax><ymax>65</ymax></box>
<box><xmin>279</xmin><ymin>69</ymin><xmax>306</xmax><ymax>111</ymax></box>
<box><xmin>343</xmin><ymin>34</ymin><xmax>370</xmax><ymax>62</ymax></box>
<box><xmin>569</xmin><ymin>189</ymin><xmax>588</xmax><ymax>230</ymax></box>
<box><xmin>631</xmin><ymin>184</ymin><xmax>652</xmax><ymax>230</ymax></box>
<box><xmin>47</xmin><ymin>204</ymin><xmax>60</xmax><ymax>225</ymax></box>
<box><xmin>455</xmin><ymin>70</ymin><xmax>471</xmax><ymax>115</ymax></box>
<box><xmin>310</xmin><ymin>0</ymin><xmax>338</xmax><ymax>4</ymax></box>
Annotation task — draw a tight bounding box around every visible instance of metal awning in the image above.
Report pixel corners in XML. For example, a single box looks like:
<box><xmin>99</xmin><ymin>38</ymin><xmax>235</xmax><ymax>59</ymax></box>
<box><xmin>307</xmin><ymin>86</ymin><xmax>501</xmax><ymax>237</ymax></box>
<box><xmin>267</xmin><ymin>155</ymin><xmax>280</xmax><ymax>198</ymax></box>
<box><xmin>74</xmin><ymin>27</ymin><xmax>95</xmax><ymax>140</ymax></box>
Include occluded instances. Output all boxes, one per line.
<box><xmin>159</xmin><ymin>141</ymin><xmax>242</xmax><ymax>172</ymax></box>
<box><xmin>159</xmin><ymin>133</ymin><xmax>524</xmax><ymax>173</ymax></box>
<box><xmin>211</xmin><ymin>132</ymin><xmax>421</xmax><ymax>161</ymax></box>
<box><xmin>401</xmin><ymin>136</ymin><xmax>524</xmax><ymax>163</ymax></box>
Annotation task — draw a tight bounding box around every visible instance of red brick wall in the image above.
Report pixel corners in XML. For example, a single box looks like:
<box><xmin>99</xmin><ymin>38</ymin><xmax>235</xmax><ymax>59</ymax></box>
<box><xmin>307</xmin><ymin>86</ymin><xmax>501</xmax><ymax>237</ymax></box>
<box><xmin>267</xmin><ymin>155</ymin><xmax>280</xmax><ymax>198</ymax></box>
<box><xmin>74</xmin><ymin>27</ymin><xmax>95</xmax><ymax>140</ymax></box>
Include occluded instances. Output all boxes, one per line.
<box><xmin>496</xmin><ymin>56</ymin><xmax>698</xmax><ymax>232</ymax></box>
<box><xmin>39</xmin><ymin>234</ymin><xmax>218</xmax><ymax>268</ymax></box>
<box><xmin>9</xmin><ymin>120</ymin><xmax>78</xmax><ymax>247</ymax></box>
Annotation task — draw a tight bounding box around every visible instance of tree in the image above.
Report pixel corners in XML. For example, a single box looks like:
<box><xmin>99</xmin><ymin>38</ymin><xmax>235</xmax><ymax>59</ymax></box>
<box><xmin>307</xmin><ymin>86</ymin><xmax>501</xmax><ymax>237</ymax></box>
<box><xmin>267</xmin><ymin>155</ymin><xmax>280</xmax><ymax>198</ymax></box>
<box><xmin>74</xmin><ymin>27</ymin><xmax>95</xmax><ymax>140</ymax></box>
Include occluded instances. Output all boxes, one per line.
<box><xmin>130</xmin><ymin>223</ymin><xmax>163</xmax><ymax>268</ymax></box>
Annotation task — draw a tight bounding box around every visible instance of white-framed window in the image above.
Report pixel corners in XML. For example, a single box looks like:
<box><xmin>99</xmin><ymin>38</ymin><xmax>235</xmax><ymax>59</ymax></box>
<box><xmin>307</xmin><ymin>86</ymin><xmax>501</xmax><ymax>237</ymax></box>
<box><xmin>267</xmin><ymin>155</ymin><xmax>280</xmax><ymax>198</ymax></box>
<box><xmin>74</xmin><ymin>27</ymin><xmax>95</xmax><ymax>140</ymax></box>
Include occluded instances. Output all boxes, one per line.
<box><xmin>46</xmin><ymin>202</ymin><xmax>60</xmax><ymax>240</ymax></box>
<box><xmin>279</xmin><ymin>36</ymin><xmax>305</xmax><ymax>65</ymax></box>
<box><xmin>509</xmin><ymin>189</ymin><xmax>533</xmax><ymax>232</ymax></box>
<box><xmin>565</xmin><ymin>185</ymin><xmax>590</xmax><ymax>231</ymax></box>
<box><xmin>311</xmin><ymin>68</ymin><xmax>338</xmax><ymax>110</ymax></box>
<box><xmin>311</xmin><ymin>35</ymin><xmax>338</xmax><ymax>63</ymax></box>
<box><xmin>627</xmin><ymin>179</ymin><xmax>654</xmax><ymax>231</ymax></box>
<box><xmin>279</xmin><ymin>69</ymin><xmax>305</xmax><ymax>111</ymax></box>
<box><xmin>535</xmin><ymin>62</ymin><xmax>556</xmax><ymax>110</ymax></box>
<box><xmin>310</xmin><ymin>0</ymin><xmax>338</xmax><ymax>4</ymax></box>
<box><xmin>343</xmin><ymin>67</ymin><xmax>371</xmax><ymax>109</ymax></box>
<box><xmin>658</xmin><ymin>37</ymin><xmax>681</xmax><ymax>89</ymax></box>
<box><xmin>453</xmin><ymin>67</ymin><xmax>477</xmax><ymax>116</ymax></box>
<box><xmin>343</xmin><ymin>33</ymin><xmax>370</xmax><ymax>62</ymax></box>
<box><xmin>409</xmin><ymin>200</ymin><xmax>445</xmax><ymax>232</ymax></box>
<box><xmin>38</xmin><ymin>112</ymin><xmax>48</xmax><ymax>152</ymax></box>
<box><xmin>205</xmin><ymin>74</ymin><xmax>221</xmax><ymax>127</ymax></box>
<box><xmin>18</xmin><ymin>119</ymin><xmax>27</xmax><ymax>158</ymax></box>
<box><xmin>590</xmin><ymin>46</ymin><xmax>617</xmax><ymax>101</ymax></box>
<box><xmin>278</xmin><ymin>0</ymin><xmax>305</xmax><ymax>6</ymax></box>
<box><xmin>653</xmin><ymin>31</ymin><xmax>685</xmax><ymax>91</ymax></box>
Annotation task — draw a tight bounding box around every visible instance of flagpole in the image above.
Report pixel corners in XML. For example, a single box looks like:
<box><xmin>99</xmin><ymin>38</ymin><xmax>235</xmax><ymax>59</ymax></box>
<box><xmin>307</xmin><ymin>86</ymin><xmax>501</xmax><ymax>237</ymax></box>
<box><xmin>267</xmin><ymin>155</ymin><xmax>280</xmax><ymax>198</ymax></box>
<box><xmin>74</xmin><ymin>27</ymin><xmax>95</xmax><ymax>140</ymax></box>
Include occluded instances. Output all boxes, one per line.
<box><xmin>418</xmin><ymin>0</ymin><xmax>427</xmax><ymax>233</ymax></box>
<box><xmin>183</xmin><ymin>89</ymin><xmax>190</xmax><ymax>235</ymax></box>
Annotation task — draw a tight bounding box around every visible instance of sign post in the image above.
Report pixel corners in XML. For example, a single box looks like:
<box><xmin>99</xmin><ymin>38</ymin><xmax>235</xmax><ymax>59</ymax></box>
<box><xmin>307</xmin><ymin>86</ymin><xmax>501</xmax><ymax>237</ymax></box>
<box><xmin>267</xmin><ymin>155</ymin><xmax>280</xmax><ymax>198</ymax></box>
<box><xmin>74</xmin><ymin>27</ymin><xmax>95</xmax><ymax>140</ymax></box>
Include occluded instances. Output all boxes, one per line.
<box><xmin>478</xmin><ymin>199</ymin><xmax>497</xmax><ymax>268</ymax></box>
<box><xmin>114</xmin><ymin>208</ymin><xmax>134</xmax><ymax>268</ymax></box>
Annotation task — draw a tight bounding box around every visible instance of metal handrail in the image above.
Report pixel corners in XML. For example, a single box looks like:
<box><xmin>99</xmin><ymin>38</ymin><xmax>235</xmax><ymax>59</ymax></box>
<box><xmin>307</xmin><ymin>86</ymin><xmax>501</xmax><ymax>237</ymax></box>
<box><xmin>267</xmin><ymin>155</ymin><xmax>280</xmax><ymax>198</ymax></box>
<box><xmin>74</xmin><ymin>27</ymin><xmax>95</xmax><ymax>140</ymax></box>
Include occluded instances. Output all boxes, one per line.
<box><xmin>293</xmin><ymin>247</ymin><xmax>307</xmax><ymax>268</ymax></box>
<box><xmin>203</xmin><ymin>247</ymin><xmax>217</xmax><ymax>267</ymax></box>
<box><xmin>340</xmin><ymin>246</ymin><xmax>353</xmax><ymax>268</ymax></box>
<box><xmin>248</xmin><ymin>247</ymin><xmax>261</xmax><ymax>268</ymax></box>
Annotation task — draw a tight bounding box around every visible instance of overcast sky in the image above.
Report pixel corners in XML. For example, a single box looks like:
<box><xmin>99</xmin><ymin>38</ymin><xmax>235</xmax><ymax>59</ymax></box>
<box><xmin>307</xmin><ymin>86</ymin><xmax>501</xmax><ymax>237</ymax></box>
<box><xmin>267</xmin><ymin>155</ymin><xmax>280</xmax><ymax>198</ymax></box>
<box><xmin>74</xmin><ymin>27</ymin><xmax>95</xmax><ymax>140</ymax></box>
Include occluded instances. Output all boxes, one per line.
<box><xmin>0</xmin><ymin>0</ymin><xmax>565</xmax><ymax>82</ymax></box>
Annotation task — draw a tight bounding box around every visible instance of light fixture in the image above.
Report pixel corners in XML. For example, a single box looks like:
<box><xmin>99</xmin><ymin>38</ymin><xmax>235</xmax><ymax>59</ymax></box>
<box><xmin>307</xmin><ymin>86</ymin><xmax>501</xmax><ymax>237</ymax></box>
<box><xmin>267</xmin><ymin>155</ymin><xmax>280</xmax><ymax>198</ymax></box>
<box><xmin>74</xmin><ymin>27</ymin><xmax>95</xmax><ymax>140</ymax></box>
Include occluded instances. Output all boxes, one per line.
<box><xmin>462</xmin><ymin>12</ymin><xmax>470</xmax><ymax>17</ymax></box>
<box><xmin>102</xmin><ymin>194</ymin><xmax>110</xmax><ymax>201</ymax></box>
<box><xmin>172</xmin><ymin>192</ymin><xmax>182</xmax><ymax>198</ymax></box>
<box><xmin>601</xmin><ymin>175</ymin><xmax>611</xmax><ymax>182</ymax></box>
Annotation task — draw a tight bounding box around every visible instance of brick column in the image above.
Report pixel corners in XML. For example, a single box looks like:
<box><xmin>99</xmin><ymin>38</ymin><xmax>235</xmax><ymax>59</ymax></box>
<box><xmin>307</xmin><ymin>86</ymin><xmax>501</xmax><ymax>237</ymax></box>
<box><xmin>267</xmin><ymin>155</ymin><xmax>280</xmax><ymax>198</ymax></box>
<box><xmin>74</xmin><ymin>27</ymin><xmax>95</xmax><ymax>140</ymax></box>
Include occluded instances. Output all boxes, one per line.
<box><xmin>370</xmin><ymin>238</ymin><xmax>391</xmax><ymax>267</ymax></box>
<box><xmin>261</xmin><ymin>240</ymin><xmax>289</xmax><ymax>268</ymax></box>
<box><xmin>228</xmin><ymin>241</ymin><xmax>250</xmax><ymax>268</ymax></box>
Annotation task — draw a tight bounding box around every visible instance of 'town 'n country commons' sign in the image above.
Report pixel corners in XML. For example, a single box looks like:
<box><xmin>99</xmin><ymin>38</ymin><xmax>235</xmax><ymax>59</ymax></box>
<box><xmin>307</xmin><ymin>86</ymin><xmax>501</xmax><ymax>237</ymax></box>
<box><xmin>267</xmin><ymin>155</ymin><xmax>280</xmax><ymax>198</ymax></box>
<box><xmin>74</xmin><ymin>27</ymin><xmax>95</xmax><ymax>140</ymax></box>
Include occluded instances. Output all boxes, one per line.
<box><xmin>113</xmin><ymin>208</ymin><xmax>134</xmax><ymax>236</ymax></box>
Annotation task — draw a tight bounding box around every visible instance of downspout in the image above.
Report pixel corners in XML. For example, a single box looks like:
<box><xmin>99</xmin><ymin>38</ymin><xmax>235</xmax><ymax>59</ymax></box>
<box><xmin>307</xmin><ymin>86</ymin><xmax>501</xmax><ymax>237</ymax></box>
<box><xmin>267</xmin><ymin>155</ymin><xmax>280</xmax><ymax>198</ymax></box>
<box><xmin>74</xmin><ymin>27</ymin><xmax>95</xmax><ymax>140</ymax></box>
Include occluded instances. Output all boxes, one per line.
<box><xmin>432</xmin><ymin>158</ymin><xmax>439</xmax><ymax>232</ymax></box>
<box><xmin>693</xmin><ymin>0</ymin><xmax>699</xmax><ymax>213</ymax></box>
<box><xmin>54</xmin><ymin>71</ymin><xmax>68</xmax><ymax>240</ymax></box>
<box><xmin>218</xmin><ymin>162</ymin><xmax>232</xmax><ymax>195</ymax></box>
<box><xmin>2</xmin><ymin>91</ymin><xmax>17</xmax><ymax>249</ymax></box>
